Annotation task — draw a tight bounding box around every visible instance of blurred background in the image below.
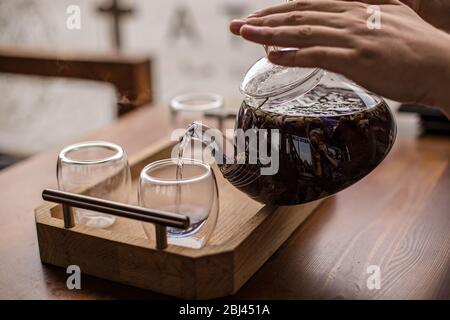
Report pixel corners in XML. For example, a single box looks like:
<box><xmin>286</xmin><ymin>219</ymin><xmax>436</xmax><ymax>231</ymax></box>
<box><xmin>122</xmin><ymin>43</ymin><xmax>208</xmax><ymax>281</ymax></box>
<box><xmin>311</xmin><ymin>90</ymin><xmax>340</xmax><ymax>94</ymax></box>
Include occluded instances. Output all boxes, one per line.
<box><xmin>0</xmin><ymin>0</ymin><xmax>275</xmax><ymax>166</ymax></box>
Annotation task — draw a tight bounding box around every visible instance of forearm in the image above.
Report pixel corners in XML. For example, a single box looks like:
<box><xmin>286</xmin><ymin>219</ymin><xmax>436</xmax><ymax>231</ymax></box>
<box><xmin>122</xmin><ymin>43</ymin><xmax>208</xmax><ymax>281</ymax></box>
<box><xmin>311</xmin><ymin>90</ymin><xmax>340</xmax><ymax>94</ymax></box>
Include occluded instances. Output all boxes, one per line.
<box><xmin>417</xmin><ymin>0</ymin><xmax>450</xmax><ymax>32</ymax></box>
<box><xmin>421</xmin><ymin>40</ymin><xmax>450</xmax><ymax>118</ymax></box>
<box><xmin>425</xmin><ymin>69</ymin><xmax>450</xmax><ymax>118</ymax></box>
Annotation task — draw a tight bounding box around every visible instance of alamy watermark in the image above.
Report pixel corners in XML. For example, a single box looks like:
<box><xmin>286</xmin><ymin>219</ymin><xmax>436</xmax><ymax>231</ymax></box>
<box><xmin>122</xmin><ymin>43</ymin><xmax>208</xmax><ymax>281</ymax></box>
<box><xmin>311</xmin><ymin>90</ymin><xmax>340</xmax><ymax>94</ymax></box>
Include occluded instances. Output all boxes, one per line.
<box><xmin>170</xmin><ymin>124</ymin><xmax>280</xmax><ymax>176</ymax></box>
<box><xmin>367</xmin><ymin>5</ymin><xmax>382</xmax><ymax>30</ymax></box>
<box><xmin>66</xmin><ymin>265</ymin><xmax>81</xmax><ymax>290</ymax></box>
<box><xmin>366</xmin><ymin>265</ymin><xmax>381</xmax><ymax>290</ymax></box>
<box><xmin>66</xmin><ymin>5</ymin><xmax>81</xmax><ymax>30</ymax></box>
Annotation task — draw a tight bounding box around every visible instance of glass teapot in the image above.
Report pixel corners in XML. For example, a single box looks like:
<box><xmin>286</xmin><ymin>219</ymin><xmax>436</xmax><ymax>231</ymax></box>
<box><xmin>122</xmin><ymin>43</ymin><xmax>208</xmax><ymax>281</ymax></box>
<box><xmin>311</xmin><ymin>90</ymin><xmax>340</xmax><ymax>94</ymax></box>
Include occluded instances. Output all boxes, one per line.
<box><xmin>179</xmin><ymin>47</ymin><xmax>397</xmax><ymax>206</ymax></box>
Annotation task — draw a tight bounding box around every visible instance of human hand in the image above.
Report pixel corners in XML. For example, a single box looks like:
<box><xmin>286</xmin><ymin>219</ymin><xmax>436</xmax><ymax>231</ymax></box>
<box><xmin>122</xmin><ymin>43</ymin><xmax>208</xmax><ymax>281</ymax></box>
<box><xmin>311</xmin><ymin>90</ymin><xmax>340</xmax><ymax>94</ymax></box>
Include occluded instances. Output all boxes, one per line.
<box><xmin>387</xmin><ymin>0</ymin><xmax>419</xmax><ymax>11</ymax></box>
<box><xmin>230</xmin><ymin>0</ymin><xmax>450</xmax><ymax>114</ymax></box>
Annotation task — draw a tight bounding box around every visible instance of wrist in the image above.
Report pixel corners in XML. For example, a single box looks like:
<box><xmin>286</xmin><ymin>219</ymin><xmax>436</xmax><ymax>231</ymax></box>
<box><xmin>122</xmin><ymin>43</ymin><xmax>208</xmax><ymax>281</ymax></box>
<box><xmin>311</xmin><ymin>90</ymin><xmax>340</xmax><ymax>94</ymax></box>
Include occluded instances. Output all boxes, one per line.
<box><xmin>417</xmin><ymin>0</ymin><xmax>450</xmax><ymax>32</ymax></box>
<box><xmin>420</xmin><ymin>38</ymin><xmax>450</xmax><ymax>117</ymax></box>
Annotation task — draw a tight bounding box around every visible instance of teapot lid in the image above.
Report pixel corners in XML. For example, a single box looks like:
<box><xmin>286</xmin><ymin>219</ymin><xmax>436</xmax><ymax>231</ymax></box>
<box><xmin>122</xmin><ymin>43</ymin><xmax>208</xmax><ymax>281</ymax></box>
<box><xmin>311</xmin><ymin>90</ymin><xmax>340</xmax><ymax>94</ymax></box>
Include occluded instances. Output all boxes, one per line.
<box><xmin>240</xmin><ymin>53</ymin><xmax>324</xmax><ymax>104</ymax></box>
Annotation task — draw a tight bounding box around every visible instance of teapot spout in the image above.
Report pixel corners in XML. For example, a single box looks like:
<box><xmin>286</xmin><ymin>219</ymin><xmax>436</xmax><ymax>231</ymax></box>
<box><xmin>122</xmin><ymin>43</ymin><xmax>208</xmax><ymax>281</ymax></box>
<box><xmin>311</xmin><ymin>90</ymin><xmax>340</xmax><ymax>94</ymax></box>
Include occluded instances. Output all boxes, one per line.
<box><xmin>181</xmin><ymin>122</ymin><xmax>235</xmax><ymax>166</ymax></box>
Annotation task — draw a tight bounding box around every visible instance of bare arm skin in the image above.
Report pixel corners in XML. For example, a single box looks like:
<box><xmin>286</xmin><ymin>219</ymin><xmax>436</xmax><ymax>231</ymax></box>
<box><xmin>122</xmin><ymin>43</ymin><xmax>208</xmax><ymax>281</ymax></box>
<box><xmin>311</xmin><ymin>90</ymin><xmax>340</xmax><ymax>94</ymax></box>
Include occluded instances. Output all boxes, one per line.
<box><xmin>230</xmin><ymin>0</ymin><xmax>450</xmax><ymax>117</ymax></box>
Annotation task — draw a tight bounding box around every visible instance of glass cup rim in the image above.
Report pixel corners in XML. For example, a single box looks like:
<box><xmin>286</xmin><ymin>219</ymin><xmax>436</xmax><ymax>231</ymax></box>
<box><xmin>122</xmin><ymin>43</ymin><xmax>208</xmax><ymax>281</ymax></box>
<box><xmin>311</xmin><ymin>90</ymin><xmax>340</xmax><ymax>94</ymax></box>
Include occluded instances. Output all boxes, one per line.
<box><xmin>59</xmin><ymin>141</ymin><xmax>124</xmax><ymax>165</ymax></box>
<box><xmin>169</xmin><ymin>92</ymin><xmax>224</xmax><ymax>112</ymax></box>
<box><xmin>141</xmin><ymin>158</ymin><xmax>211</xmax><ymax>185</ymax></box>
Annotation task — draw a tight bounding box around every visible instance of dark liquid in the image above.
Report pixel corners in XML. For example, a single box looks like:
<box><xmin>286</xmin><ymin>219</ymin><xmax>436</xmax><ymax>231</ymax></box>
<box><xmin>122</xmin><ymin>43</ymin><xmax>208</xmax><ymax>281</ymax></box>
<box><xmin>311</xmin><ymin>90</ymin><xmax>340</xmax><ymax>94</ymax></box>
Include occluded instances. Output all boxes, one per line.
<box><xmin>220</xmin><ymin>86</ymin><xmax>396</xmax><ymax>205</ymax></box>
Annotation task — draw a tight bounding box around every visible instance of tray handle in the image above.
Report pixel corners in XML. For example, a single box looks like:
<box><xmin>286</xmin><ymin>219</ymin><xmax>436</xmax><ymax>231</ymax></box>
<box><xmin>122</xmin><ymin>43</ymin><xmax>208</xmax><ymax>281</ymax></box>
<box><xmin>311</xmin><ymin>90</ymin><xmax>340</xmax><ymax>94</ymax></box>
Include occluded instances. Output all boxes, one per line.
<box><xmin>42</xmin><ymin>188</ymin><xmax>190</xmax><ymax>250</ymax></box>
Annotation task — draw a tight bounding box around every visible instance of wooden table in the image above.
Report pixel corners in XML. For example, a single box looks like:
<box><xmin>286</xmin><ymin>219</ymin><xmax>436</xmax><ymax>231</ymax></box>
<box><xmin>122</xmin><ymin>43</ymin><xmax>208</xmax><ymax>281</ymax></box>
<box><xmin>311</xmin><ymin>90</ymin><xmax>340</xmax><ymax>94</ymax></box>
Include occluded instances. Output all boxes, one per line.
<box><xmin>0</xmin><ymin>104</ymin><xmax>449</xmax><ymax>300</ymax></box>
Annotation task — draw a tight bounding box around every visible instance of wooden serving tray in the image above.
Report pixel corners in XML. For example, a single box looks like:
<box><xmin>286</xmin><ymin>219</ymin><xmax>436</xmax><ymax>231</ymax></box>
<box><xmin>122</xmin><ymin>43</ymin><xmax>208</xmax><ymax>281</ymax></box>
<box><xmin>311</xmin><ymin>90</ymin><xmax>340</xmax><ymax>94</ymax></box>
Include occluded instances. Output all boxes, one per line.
<box><xmin>35</xmin><ymin>139</ymin><xmax>324</xmax><ymax>299</ymax></box>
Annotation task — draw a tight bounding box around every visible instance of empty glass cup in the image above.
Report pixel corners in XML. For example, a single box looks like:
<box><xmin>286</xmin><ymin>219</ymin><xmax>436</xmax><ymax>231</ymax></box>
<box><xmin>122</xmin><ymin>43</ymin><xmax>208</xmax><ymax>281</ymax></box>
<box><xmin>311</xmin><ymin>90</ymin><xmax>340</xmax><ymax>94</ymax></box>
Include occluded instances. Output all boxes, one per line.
<box><xmin>57</xmin><ymin>141</ymin><xmax>131</xmax><ymax>228</ymax></box>
<box><xmin>139</xmin><ymin>158</ymin><xmax>219</xmax><ymax>249</ymax></box>
<box><xmin>170</xmin><ymin>92</ymin><xmax>224</xmax><ymax>129</ymax></box>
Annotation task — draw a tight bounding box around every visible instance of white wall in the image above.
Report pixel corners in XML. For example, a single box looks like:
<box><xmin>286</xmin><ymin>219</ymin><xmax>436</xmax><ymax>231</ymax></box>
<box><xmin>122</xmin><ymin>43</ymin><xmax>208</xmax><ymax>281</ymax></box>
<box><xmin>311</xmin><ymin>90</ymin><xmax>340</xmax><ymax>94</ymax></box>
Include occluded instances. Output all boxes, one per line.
<box><xmin>0</xmin><ymin>0</ymin><xmax>277</xmax><ymax>155</ymax></box>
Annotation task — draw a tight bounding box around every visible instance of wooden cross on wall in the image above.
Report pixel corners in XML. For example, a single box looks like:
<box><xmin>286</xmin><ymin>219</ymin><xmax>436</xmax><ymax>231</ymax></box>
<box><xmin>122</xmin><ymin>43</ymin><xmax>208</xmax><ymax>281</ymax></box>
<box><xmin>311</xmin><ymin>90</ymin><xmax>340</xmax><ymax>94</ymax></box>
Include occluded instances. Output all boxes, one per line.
<box><xmin>97</xmin><ymin>0</ymin><xmax>134</xmax><ymax>50</ymax></box>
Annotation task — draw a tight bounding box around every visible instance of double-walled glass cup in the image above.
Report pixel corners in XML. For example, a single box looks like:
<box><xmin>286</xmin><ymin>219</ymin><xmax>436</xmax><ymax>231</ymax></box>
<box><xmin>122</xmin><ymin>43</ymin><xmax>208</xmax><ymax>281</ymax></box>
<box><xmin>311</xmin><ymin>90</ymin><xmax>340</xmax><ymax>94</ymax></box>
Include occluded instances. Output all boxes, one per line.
<box><xmin>57</xmin><ymin>141</ymin><xmax>131</xmax><ymax>228</ymax></box>
<box><xmin>139</xmin><ymin>158</ymin><xmax>219</xmax><ymax>249</ymax></box>
<box><xmin>170</xmin><ymin>92</ymin><xmax>224</xmax><ymax>129</ymax></box>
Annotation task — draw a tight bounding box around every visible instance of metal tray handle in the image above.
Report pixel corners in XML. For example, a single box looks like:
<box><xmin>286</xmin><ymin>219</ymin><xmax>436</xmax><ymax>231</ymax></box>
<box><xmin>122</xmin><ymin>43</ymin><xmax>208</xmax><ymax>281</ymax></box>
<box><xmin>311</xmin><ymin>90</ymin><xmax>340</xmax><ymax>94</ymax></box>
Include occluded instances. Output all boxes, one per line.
<box><xmin>42</xmin><ymin>188</ymin><xmax>190</xmax><ymax>250</ymax></box>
